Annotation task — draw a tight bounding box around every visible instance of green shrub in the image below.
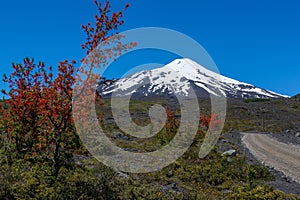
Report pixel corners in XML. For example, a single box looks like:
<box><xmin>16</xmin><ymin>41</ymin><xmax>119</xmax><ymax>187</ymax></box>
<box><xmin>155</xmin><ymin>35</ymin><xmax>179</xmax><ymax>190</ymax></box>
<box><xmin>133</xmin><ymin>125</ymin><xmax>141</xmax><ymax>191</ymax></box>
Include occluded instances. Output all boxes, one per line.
<box><xmin>0</xmin><ymin>156</ymin><xmax>118</xmax><ymax>200</ymax></box>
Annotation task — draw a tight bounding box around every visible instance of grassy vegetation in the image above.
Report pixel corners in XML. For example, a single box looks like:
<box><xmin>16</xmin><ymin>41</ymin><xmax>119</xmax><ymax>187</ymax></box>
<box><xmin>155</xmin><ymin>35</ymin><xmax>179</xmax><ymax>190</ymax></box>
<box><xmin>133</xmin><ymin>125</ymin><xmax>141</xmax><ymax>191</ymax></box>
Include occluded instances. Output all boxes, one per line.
<box><xmin>223</xmin><ymin>98</ymin><xmax>300</xmax><ymax>133</ymax></box>
<box><xmin>1</xmin><ymin>97</ymin><xmax>299</xmax><ymax>199</ymax></box>
<box><xmin>0</xmin><ymin>135</ymin><xmax>297</xmax><ymax>199</ymax></box>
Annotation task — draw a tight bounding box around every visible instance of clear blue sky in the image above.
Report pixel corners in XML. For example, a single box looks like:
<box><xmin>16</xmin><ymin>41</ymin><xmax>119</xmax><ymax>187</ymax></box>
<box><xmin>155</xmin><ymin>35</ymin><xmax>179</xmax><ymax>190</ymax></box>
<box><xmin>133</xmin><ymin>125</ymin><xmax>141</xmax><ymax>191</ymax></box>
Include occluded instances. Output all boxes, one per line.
<box><xmin>1</xmin><ymin>0</ymin><xmax>299</xmax><ymax>96</ymax></box>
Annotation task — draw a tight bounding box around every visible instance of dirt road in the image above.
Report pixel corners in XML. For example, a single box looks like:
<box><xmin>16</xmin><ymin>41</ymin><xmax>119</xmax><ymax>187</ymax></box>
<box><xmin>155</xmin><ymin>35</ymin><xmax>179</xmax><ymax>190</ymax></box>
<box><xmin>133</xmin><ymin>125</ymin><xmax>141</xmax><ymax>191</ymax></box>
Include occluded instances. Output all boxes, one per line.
<box><xmin>242</xmin><ymin>133</ymin><xmax>300</xmax><ymax>184</ymax></box>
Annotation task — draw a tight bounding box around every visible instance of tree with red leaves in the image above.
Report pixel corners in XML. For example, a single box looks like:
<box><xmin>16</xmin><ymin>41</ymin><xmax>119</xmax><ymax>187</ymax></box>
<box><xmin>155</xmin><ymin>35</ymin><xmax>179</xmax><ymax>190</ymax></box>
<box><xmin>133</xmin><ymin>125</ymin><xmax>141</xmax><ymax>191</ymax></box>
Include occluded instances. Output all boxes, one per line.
<box><xmin>0</xmin><ymin>0</ymin><xmax>133</xmax><ymax>177</ymax></box>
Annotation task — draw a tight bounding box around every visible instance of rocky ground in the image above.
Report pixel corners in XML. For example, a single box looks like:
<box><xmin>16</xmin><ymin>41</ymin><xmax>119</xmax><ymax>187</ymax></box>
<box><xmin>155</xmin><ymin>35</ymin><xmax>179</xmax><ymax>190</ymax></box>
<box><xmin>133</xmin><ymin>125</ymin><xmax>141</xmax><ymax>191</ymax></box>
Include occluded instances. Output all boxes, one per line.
<box><xmin>270</xmin><ymin>130</ymin><xmax>300</xmax><ymax>146</ymax></box>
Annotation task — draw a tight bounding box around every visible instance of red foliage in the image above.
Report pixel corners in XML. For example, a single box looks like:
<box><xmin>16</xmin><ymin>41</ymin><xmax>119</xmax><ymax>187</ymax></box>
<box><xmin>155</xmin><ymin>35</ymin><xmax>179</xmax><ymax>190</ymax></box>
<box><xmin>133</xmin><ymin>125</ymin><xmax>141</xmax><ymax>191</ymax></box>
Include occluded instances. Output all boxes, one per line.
<box><xmin>1</xmin><ymin>58</ymin><xmax>77</xmax><ymax>166</ymax></box>
<box><xmin>166</xmin><ymin>106</ymin><xmax>177</xmax><ymax>131</ymax></box>
<box><xmin>160</xmin><ymin>106</ymin><xmax>178</xmax><ymax>144</ymax></box>
<box><xmin>0</xmin><ymin>0</ymin><xmax>133</xmax><ymax>176</ymax></box>
<box><xmin>200</xmin><ymin>113</ymin><xmax>223</xmax><ymax>130</ymax></box>
<box><xmin>81</xmin><ymin>0</ymin><xmax>130</xmax><ymax>55</ymax></box>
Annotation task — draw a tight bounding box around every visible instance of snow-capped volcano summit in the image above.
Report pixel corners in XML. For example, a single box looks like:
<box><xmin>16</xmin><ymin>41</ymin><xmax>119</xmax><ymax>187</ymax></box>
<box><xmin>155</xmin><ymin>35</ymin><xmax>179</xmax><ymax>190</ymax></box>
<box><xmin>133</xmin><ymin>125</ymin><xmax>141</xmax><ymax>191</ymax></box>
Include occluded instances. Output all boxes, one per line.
<box><xmin>98</xmin><ymin>58</ymin><xmax>289</xmax><ymax>99</ymax></box>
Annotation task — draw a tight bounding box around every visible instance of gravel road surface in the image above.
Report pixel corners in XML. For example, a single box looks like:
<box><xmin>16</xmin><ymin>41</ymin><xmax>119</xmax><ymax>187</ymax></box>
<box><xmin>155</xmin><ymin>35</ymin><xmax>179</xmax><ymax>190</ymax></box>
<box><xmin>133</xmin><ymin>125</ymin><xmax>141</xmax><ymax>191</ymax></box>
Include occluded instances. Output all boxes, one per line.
<box><xmin>242</xmin><ymin>133</ymin><xmax>300</xmax><ymax>184</ymax></box>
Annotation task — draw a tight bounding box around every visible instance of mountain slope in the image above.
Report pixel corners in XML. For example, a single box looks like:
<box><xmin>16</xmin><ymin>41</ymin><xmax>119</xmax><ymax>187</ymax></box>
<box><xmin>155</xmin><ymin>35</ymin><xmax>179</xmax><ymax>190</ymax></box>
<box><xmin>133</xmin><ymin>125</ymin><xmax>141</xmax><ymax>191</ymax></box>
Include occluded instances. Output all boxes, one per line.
<box><xmin>98</xmin><ymin>58</ymin><xmax>289</xmax><ymax>99</ymax></box>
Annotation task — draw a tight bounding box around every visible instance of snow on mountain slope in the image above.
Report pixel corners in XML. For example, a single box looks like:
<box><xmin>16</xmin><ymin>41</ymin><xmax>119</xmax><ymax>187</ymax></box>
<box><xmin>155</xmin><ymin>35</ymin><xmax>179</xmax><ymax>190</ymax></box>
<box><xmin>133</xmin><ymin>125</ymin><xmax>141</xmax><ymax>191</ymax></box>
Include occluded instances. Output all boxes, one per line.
<box><xmin>98</xmin><ymin>58</ymin><xmax>289</xmax><ymax>99</ymax></box>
